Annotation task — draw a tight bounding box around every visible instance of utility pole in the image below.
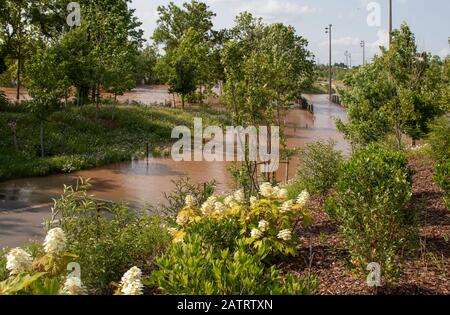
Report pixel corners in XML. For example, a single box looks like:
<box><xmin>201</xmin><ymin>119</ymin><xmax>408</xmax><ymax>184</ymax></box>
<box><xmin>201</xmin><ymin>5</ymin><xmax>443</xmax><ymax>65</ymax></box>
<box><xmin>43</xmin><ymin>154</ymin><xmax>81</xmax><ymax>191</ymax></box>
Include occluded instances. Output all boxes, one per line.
<box><xmin>360</xmin><ymin>40</ymin><xmax>366</xmax><ymax>66</ymax></box>
<box><xmin>389</xmin><ymin>0</ymin><xmax>393</xmax><ymax>46</ymax></box>
<box><xmin>325</xmin><ymin>24</ymin><xmax>333</xmax><ymax>100</ymax></box>
<box><xmin>345</xmin><ymin>50</ymin><xmax>349</xmax><ymax>68</ymax></box>
<box><xmin>349</xmin><ymin>53</ymin><xmax>352</xmax><ymax>68</ymax></box>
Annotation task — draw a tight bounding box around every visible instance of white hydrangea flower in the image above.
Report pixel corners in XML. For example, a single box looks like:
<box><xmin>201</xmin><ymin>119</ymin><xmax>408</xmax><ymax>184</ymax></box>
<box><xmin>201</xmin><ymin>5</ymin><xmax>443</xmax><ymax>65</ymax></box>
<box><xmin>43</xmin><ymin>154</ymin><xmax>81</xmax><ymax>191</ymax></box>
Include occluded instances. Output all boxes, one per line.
<box><xmin>259</xmin><ymin>182</ymin><xmax>273</xmax><ymax>198</ymax></box>
<box><xmin>121</xmin><ymin>280</ymin><xmax>144</xmax><ymax>295</ymax></box>
<box><xmin>250</xmin><ymin>196</ymin><xmax>258</xmax><ymax>205</ymax></box>
<box><xmin>201</xmin><ymin>196</ymin><xmax>217</xmax><ymax>215</ymax></box>
<box><xmin>258</xmin><ymin>220</ymin><xmax>269</xmax><ymax>232</ymax></box>
<box><xmin>6</xmin><ymin>248</ymin><xmax>33</xmax><ymax>276</ymax></box>
<box><xmin>234</xmin><ymin>190</ymin><xmax>245</xmax><ymax>203</ymax></box>
<box><xmin>223</xmin><ymin>195</ymin><xmax>237</xmax><ymax>207</ymax></box>
<box><xmin>185</xmin><ymin>195</ymin><xmax>195</xmax><ymax>208</ymax></box>
<box><xmin>176</xmin><ymin>213</ymin><xmax>189</xmax><ymax>226</ymax></box>
<box><xmin>296</xmin><ymin>191</ymin><xmax>310</xmax><ymax>207</ymax></box>
<box><xmin>280</xmin><ymin>200</ymin><xmax>294</xmax><ymax>213</ymax></box>
<box><xmin>60</xmin><ymin>276</ymin><xmax>86</xmax><ymax>295</ymax></box>
<box><xmin>43</xmin><ymin>228</ymin><xmax>66</xmax><ymax>255</ymax></box>
<box><xmin>250</xmin><ymin>228</ymin><xmax>263</xmax><ymax>239</ymax></box>
<box><xmin>120</xmin><ymin>266</ymin><xmax>143</xmax><ymax>295</ymax></box>
<box><xmin>277</xmin><ymin>229</ymin><xmax>292</xmax><ymax>241</ymax></box>
<box><xmin>214</xmin><ymin>202</ymin><xmax>226</xmax><ymax>213</ymax></box>
<box><xmin>276</xmin><ymin>188</ymin><xmax>288</xmax><ymax>201</ymax></box>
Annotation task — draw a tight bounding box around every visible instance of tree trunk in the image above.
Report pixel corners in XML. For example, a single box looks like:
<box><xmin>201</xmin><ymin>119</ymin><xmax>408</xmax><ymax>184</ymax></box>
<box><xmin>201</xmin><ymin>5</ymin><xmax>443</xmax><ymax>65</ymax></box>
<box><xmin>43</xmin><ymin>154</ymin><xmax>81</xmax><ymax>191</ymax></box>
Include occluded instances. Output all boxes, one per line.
<box><xmin>181</xmin><ymin>94</ymin><xmax>185</xmax><ymax>110</ymax></box>
<box><xmin>16</xmin><ymin>46</ymin><xmax>21</xmax><ymax>103</ymax></box>
<box><xmin>40</xmin><ymin>121</ymin><xmax>45</xmax><ymax>158</ymax></box>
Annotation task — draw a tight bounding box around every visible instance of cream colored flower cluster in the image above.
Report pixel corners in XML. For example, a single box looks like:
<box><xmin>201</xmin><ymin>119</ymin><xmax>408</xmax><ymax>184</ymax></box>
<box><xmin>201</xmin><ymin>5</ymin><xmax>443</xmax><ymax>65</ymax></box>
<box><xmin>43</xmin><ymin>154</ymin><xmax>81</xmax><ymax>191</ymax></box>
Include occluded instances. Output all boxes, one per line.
<box><xmin>5</xmin><ymin>248</ymin><xmax>33</xmax><ymax>276</ymax></box>
<box><xmin>120</xmin><ymin>266</ymin><xmax>144</xmax><ymax>295</ymax></box>
<box><xmin>43</xmin><ymin>227</ymin><xmax>67</xmax><ymax>256</ymax></box>
<box><xmin>248</xmin><ymin>183</ymin><xmax>310</xmax><ymax>243</ymax></box>
<box><xmin>60</xmin><ymin>276</ymin><xmax>86</xmax><ymax>295</ymax></box>
<box><xmin>259</xmin><ymin>182</ymin><xmax>288</xmax><ymax>201</ymax></box>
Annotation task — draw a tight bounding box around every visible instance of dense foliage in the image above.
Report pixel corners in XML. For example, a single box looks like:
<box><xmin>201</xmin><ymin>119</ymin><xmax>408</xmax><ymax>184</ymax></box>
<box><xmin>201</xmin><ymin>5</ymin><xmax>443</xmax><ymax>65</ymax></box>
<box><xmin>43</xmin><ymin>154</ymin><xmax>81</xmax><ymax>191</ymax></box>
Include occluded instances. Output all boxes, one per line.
<box><xmin>150</xmin><ymin>235</ymin><xmax>317</xmax><ymax>295</ymax></box>
<box><xmin>294</xmin><ymin>140</ymin><xmax>343</xmax><ymax>195</ymax></box>
<box><xmin>0</xmin><ymin>103</ymin><xmax>230</xmax><ymax>181</ymax></box>
<box><xmin>428</xmin><ymin>116</ymin><xmax>450</xmax><ymax>209</ymax></box>
<box><xmin>45</xmin><ymin>179</ymin><xmax>170</xmax><ymax>294</ymax></box>
<box><xmin>339</xmin><ymin>24</ymin><xmax>449</xmax><ymax>149</ymax></box>
<box><xmin>326</xmin><ymin>145</ymin><xmax>416</xmax><ymax>277</ymax></box>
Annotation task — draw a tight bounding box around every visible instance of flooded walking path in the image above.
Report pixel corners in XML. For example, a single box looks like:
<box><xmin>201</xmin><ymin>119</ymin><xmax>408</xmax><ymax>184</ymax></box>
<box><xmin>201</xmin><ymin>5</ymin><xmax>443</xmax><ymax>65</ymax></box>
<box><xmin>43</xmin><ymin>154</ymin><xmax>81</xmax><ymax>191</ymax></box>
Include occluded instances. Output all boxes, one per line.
<box><xmin>0</xmin><ymin>91</ymin><xmax>348</xmax><ymax>248</ymax></box>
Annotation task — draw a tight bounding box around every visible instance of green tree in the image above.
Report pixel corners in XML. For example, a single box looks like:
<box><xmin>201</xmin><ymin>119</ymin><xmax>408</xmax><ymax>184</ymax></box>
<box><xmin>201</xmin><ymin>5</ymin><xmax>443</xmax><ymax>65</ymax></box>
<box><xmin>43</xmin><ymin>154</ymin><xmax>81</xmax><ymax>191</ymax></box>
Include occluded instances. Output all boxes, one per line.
<box><xmin>222</xmin><ymin>12</ymin><xmax>314</xmax><ymax>195</ymax></box>
<box><xmin>339</xmin><ymin>23</ymin><xmax>448</xmax><ymax>149</ymax></box>
<box><xmin>153</xmin><ymin>0</ymin><xmax>215</xmax><ymax>51</ymax></box>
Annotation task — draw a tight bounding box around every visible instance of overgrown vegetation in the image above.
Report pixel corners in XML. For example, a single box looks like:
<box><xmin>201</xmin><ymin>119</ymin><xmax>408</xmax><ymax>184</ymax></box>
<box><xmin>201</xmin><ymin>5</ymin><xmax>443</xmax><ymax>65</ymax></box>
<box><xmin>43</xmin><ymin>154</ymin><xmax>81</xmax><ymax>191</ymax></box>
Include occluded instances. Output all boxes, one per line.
<box><xmin>45</xmin><ymin>179</ymin><xmax>171</xmax><ymax>294</ymax></box>
<box><xmin>326</xmin><ymin>145</ymin><xmax>416</xmax><ymax>278</ymax></box>
<box><xmin>428</xmin><ymin>116</ymin><xmax>450</xmax><ymax>209</ymax></box>
<box><xmin>293</xmin><ymin>140</ymin><xmax>343</xmax><ymax>195</ymax></box>
<box><xmin>0</xmin><ymin>102</ymin><xmax>230</xmax><ymax>181</ymax></box>
<box><xmin>338</xmin><ymin>24</ymin><xmax>449</xmax><ymax>149</ymax></box>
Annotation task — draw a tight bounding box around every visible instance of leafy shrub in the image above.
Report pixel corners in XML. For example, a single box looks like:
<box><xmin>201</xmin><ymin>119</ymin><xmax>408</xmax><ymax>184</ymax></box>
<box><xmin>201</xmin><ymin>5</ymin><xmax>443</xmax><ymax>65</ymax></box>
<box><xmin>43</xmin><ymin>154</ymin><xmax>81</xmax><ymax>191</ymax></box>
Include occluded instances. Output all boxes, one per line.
<box><xmin>0</xmin><ymin>229</ymin><xmax>83</xmax><ymax>295</ymax></box>
<box><xmin>150</xmin><ymin>234</ymin><xmax>318</xmax><ymax>295</ymax></box>
<box><xmin>168</xmin><ymin>183</ymin><xmax>312</xmax><ymax>260</ymax></box>
<box><xmin>326</xmin><ymin>144</ymin><xmax>416</xmax><ymax>278</ymax></box>
<box><xmin>46</xmin><ymin>179</ymin><xmax>171</xmax><ymax>294</ymax></box>
<box><xmin>155</xmin><ymin>177</ymin><xmax>216</xmax><ymax>215</ymax></box>
<box><xmin>187</xmin><ymin>218</ymin><xmax>242</xmax><ymax>251</ymax></box>
<box><xmin>428</xmin><ymin>116</ymin><xmax>450</xmax><ymax>209</ymax></box>
<box><xmin>295</xmin><ymin>140</ymin><xmax>343</xmax><ymax>195</ymax></box>
<box><xmin>428</xmin><ymin>116</ymin><xmax>450</xmax><ymax>162</ymax></box>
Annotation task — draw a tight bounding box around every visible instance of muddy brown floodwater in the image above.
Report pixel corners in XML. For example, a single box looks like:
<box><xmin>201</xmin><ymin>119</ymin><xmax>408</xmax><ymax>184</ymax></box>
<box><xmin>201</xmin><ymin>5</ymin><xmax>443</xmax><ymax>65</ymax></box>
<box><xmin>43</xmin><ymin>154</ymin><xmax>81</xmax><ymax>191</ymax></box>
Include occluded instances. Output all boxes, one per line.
<box><xmin>0</xmin><ymin>91</ymin><xmax>348</xmax><ymax>248</ymax></box>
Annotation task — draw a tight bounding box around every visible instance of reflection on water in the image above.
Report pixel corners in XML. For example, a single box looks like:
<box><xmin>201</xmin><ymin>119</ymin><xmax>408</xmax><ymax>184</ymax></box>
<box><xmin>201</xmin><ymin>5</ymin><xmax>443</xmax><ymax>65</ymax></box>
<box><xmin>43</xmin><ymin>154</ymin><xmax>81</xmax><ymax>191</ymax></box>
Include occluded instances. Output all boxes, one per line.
<box><xmin>0</xmin><ymin>92</ymin><xmax>349</xmax><ymax>210</ymax></box>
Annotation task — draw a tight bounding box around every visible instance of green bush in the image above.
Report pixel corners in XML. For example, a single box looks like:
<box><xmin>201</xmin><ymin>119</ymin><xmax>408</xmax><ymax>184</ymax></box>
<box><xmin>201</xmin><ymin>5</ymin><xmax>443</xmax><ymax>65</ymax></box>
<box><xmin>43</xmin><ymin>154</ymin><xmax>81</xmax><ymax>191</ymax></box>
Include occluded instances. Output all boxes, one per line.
<box><xmin>150</xmin><ymin>234</ymin><xmax>317</xmax><ymax>295</ymax></box>
<box><xmin>187</xmin><ymin>218</ymin><xmax>242</xmax><ymax>251</ymax></box>
<box><xmin>47</xmin><ymin>179</ymin><xmax>171</xmax><ymax>294</ymax></box>
<box><xmin>428</xmin><ymin>116</ymin><xmax>450</xmax><ymax>161</ymax></box>
<box><xmin>155</xmin><ymin>177</ymin><xmax>217</xmax><ymax>216</ymax></box>
<box><xmin>294</xmin><ymin>140</ymin><xmax>343</xmax><ymax>195</ymax></box>
<box><xmin>326</xmin><ymin>144</ymin><xmax>416</xmax><ymax>278</ymax></box>
<box><xmin>428</xmin><ymin>116</ymin><xmax>450</xmax><ymax>209</ymax></box>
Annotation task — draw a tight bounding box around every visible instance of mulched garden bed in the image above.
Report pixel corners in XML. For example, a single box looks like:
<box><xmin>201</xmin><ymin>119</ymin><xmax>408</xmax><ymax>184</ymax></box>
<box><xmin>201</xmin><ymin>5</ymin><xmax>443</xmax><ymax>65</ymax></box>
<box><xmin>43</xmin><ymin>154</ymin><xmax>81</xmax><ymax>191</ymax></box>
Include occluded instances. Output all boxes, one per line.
<box><xmin>283</xmin><ymin>156</ymin><xmax>449</xmax><ymax>295</ymax></box>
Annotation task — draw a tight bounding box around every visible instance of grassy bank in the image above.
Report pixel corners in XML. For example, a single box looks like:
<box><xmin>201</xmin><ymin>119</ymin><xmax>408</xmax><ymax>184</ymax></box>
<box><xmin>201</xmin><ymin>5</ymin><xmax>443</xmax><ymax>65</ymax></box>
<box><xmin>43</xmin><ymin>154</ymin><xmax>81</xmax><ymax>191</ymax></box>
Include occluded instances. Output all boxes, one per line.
<box><xmin>0</xmin><ymin>103</ymin><xmax>231</xmax><ymax>181</ymax></box>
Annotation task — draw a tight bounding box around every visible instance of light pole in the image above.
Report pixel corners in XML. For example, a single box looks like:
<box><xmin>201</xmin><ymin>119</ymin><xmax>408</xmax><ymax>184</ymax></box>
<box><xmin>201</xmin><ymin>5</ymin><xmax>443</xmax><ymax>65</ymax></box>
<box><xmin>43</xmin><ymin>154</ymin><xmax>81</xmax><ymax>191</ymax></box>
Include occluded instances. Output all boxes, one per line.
<box><xmin>389</xmin><ymin>0</ymin><xmax>393</xmax><ymax>46</ymax></box>
<box><xmin>349</xmin><ymin>53</ymin><xmax>352</xmax><ymax>68</ymax></box>
<box><xmin>325</xmin><ymin>24</ymin><xmax>333</xmax><ymax>99</ymax></box>
<box><xmin>345</xmin><ymin>50</ymin><xmax>349</xmax><ymax>68</ymax></box>
<box><xmin>360</xmin><ymin>40</ymin><xmax>366</xmax><ymax>66</ymax></box>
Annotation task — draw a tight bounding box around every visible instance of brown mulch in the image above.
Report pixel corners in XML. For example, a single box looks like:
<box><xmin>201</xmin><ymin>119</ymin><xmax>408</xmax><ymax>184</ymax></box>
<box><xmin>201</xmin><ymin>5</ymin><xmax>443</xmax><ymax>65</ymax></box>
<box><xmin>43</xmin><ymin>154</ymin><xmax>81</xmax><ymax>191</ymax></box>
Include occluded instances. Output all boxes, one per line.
<box><xmin>282</xmin><ymin>156</ymin><xmax>450</xmax><ymax>295</ymax></box>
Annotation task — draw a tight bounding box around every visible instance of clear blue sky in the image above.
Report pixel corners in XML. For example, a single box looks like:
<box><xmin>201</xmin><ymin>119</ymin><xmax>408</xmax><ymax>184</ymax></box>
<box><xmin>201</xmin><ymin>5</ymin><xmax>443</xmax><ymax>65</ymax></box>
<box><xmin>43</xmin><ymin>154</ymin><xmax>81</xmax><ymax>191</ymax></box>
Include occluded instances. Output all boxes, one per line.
<box><xmin>130</xmin><ymin>0</ymin><xmax>450</xmax><ymax>66</ymax></box>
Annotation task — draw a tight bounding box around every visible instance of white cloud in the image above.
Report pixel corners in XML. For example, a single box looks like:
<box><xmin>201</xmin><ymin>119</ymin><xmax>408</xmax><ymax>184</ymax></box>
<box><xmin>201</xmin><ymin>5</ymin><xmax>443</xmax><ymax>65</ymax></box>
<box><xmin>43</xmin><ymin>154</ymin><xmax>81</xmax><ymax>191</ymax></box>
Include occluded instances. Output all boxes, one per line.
<box><xmin>439</xmin><ymin>47</ymin><xmax>450</xmax><ymax>58</ymax></box>
<box><xmin>367</xmin><ymin>28</ymin><xmax>389</xmax><ymax>54</ymax></box>
<box><xmin>319</xmin><ymin>36</ymin><xmax>361</xmax><ymax>47</ymax></box>
<box><xmin>207</xmin><ymin>0</ymin><xmax>317</xmax><ymax>22</ymax></box>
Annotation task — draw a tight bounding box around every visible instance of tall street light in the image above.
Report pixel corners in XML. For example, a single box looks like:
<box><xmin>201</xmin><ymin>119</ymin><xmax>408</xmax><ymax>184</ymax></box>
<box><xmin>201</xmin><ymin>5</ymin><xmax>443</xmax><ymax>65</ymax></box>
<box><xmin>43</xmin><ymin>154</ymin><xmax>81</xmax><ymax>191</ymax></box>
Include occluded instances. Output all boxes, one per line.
<box><xmin>360</xmin><ymin>40</ymin><xmax>366</xmax><ymax>66</ymax></box>
<box><xmin>389</xmin><ymin>0</ymin><xmax>393</xmax><ymax>46</ymax></box>
<box><xmin>325</xmin><ymin>24</ymin><xmax>332</xmax><ymax>100</ymax></box>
